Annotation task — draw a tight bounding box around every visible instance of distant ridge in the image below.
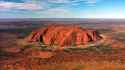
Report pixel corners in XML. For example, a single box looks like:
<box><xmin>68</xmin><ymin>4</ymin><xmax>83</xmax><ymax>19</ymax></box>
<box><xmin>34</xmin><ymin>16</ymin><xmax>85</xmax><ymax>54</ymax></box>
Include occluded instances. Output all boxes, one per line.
<box><xmin>0</xmin><ymin>18</ymin><xmax>94</xmax><ymax>22</ymax></box>
<box><xmin>0</xmin><ymin>18</ymin><xmax>125</xmax><ymax>22</ymax></box>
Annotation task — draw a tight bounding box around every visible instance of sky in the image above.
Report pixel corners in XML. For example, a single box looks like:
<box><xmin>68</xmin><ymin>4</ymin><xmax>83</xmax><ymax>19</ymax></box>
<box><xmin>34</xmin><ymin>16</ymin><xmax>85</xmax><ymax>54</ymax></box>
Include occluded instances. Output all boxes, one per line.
<box><xmin>0</xmin><ymin>0</ymin><xmax>125</xmax><ymax>18</ymax></box>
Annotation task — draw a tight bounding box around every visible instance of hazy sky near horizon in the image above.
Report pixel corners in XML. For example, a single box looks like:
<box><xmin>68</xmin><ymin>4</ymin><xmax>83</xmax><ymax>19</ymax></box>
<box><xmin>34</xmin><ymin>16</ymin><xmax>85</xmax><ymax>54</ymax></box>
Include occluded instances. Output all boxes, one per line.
<box><xmin>0</xmin><ymin>0</ymin><xmax>125</xmax><ymax>18</ymax></box>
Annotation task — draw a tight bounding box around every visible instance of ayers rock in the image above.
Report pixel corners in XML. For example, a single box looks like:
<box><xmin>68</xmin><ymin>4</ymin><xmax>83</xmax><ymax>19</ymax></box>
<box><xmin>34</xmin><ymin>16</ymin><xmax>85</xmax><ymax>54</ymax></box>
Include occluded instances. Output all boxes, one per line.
<box><xmin>25</xmin><ymin>24</ymin><xmax>102</xmax><ymax>48</ymax></box>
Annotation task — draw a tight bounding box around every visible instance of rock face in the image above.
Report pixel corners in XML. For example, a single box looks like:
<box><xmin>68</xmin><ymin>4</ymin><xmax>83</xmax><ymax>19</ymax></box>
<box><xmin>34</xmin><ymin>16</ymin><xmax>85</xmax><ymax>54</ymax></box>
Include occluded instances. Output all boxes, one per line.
<box><xmin>25</xmin><ymin>24</ymin><xmax>102</xmax><ymax>47</ymax></box>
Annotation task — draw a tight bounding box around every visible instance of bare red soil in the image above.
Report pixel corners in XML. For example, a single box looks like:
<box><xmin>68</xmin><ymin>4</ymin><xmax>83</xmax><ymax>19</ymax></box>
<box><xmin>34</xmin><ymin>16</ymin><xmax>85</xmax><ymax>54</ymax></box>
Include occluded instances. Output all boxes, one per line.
<box><xmin>1</xmin><ymin>48</ymin><xmax>125</xmax><ymax>70</ymax></box>
<box><xmin>1</xmin><ymin>24</ymin><xmax>125</xmax><ymax>70</ymax></box>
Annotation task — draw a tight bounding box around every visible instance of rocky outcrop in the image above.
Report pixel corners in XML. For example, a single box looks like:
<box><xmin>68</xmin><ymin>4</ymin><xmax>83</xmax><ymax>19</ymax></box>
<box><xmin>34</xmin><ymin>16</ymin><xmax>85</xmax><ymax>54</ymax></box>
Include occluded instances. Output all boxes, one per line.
<box><xmin>25</xmin><ymin>24</ymin><xmax>102</xmax><ymax>47</ymax></box>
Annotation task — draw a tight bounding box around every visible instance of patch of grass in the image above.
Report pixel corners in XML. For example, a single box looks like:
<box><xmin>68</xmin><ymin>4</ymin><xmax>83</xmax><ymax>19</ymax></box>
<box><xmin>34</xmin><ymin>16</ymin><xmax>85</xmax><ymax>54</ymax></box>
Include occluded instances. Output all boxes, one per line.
<box><xmin>0</xmin><ymin>49</ymin><xmax>7</xmax><ymax>56</ymax></box>
<box><xmin>0</xmin><ymin>49</ymin><xmax>11</xmax><ymax>59</ymax></box>
<box><xmin>21</xmin><ymin>44</ymin><xmax>39</xmax><ymax>51</ymax></box>
<box><xmin>87</xmin><ymin>43</ymin><xmax>112</xmax><ymax>52</ymax></box>
<box><xmin>38</xmin><ymin>39</ymin><xmax>48</xmax><ymax>49</ymax></box>
<box><xmin>73</xmin><ymin>63</ymin><xmax>85</xmax><ymax>70</ymax></box>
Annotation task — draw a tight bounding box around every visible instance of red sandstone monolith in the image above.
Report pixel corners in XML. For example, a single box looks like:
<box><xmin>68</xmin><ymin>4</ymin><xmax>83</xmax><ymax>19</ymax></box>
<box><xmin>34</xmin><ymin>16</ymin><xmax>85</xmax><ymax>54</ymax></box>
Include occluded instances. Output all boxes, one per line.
<box><xmin>25</xmin><ymin>24</ymin><xmax>102</xmax><ymax>47</ymax></box>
